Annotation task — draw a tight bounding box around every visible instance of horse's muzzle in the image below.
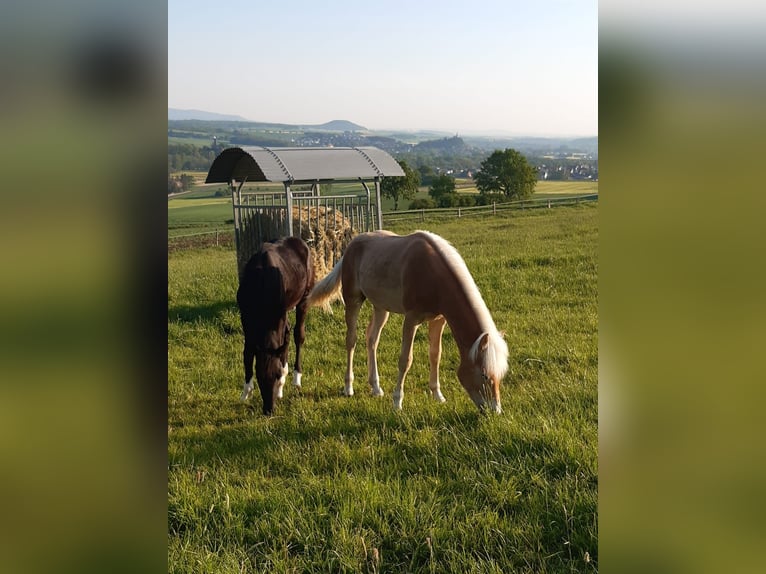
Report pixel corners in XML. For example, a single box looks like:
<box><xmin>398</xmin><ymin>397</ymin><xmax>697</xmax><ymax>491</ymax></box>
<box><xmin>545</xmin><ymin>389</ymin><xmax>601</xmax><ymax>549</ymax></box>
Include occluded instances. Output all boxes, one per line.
<box><xmin>477</xmin><ymin>399</ymin><xmax>502</xmax><ymax>414</ymax></box>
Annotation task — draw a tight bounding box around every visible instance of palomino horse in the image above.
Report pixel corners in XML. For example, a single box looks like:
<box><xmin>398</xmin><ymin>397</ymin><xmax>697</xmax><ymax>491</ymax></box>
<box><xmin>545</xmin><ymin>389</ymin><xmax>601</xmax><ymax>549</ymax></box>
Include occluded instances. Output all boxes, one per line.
<box><xmin>237</xmin><ymin>237</ymin><xmax>315</xmax><ymax>415</ymax></box>
<box><xmin>307</xmin><ymin>230</ymin><xmax>508</xmax><ymax>413</ymax></box>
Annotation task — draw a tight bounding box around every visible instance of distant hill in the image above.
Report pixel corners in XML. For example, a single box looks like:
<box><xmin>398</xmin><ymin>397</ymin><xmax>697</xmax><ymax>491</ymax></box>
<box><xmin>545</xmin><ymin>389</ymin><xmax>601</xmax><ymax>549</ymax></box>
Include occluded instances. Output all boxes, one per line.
<box><xmin>464</xmin><ymin>135</ymin><xmax>598</xmax><ymax>155</ymax></box>
<box><xmin>168</xmin><ymin>111</ymin><xmax>366</xmax><ymax>132</ymax></box>
<box><xmin>568</xmin><ymin>136</ymin><xmax>598</xmax><ymax>153</ymax></box>
<box><xmin>413</xmin><ymin>136</ymin><xmax>468</xmax><ymax>153</ymax></box>
<box><xmin>168</xmin><ymin>108</ymin><xmax>251</xmax><ymax>121</ymax></box>
<box><xmin>308</xmin><ymin>120</ymin><xmax>367</xmax><ymax>132</ymax></box>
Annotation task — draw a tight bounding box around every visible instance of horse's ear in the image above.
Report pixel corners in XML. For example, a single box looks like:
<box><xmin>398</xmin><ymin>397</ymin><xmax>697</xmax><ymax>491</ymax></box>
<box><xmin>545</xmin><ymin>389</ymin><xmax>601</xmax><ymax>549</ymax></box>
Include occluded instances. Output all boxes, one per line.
<box><xmin>498</xmin><ymin>330</ymin><xmax>506</xmax><ymax>339</ymax></box>
<box><xmin>479</xmin><ymin>332</ymin><xmax>490</xmax><ymax>353</ymax></box>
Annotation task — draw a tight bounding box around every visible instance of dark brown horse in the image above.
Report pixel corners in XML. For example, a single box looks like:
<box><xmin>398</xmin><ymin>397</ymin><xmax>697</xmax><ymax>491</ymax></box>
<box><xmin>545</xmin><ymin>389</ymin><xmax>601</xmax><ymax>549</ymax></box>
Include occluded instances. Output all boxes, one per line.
<box><xmin>307</xmin><ymin>230</ymin><xmax>508</xmax><ymax>413</ymax></box>
<box><xmin>237</xmin><ymin>237</ymin><xmax>315</xmax><ymax>415</ymax></box>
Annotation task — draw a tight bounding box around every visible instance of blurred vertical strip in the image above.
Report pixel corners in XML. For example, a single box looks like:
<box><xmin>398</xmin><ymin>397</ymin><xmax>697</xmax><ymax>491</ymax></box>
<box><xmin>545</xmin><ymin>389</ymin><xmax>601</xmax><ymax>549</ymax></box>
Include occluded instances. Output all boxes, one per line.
<box><xmin>0</xmin><ymin>1</ymin><xmax>167</xmax><ymax>572</ymax></box>
<box><xmin>600</xmin><ymin>2</ymin><xmax>766</xmax><ymax>573</ymax></box>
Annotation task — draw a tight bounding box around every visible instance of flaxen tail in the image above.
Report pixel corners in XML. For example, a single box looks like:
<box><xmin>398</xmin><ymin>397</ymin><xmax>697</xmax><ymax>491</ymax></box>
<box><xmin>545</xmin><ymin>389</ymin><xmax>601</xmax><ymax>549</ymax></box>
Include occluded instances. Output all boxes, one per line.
<box><xmin>306</xmin><ymin>258</ymin><xmax>344</xmax><ymax>312</ymax></box>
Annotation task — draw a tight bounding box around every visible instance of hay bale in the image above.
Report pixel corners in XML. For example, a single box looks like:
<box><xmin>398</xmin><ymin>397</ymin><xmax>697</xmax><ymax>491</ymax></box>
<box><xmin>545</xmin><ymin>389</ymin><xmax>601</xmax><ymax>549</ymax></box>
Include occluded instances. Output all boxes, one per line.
<box><xmin>236</xmin><ymin>205</ymin><xmax>355</xmax><ymax>281</ymax></box>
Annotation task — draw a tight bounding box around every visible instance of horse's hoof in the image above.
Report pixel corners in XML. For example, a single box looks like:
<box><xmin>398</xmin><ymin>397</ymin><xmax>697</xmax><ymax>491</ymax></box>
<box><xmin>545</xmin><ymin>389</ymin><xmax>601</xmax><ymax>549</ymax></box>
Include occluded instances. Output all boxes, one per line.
<box><xmin>292</xmin><ymin>372</ymin><xmax>302</xmax><ymax>389</ymax></box>
<box><xmin>241</xmin><ymin>382</ymin><xmax>254</xmax><ymax>402</ymax></box>
<box><xmin>371</xmin><ymin>387</ymin><xmax>384</xmax><ymax>397</ymax></box>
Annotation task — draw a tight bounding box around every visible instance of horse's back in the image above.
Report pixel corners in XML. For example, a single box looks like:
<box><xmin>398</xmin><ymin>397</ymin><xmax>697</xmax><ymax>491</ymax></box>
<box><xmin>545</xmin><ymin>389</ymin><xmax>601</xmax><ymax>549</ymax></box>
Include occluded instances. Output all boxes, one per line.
<box><xmin>240</xmin><ymin>237</ymin><xmax>314</xmax><ymax>312</ymax></box>
<box><xmin>342</xmin><ymin>231</ymin><xmax>445</xmax><ymax>315</ymax></box>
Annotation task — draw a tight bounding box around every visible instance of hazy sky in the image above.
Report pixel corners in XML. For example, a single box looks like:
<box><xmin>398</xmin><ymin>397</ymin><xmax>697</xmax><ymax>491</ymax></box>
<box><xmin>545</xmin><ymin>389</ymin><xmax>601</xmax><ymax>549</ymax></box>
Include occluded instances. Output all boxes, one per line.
<box><xmin>169</xmin><ymin>0</ymin><xmax>597</xmax><ymax>136</ymax></box>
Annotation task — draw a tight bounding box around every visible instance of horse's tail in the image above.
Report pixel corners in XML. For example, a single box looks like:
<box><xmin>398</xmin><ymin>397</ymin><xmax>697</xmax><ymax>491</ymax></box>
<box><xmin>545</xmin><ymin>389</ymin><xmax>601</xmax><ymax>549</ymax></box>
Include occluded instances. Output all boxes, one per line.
<box><xmin>306</xmin><ymin>258</ymin><xmax>344</xmax><ymax>313</ymax></box>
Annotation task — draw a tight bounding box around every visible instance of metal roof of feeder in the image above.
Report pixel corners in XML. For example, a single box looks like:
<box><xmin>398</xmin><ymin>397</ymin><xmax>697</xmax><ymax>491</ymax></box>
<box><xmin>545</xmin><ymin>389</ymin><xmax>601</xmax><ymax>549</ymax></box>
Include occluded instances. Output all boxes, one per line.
<box><xmin>205</xmin><ymin>146</ymin><xmax>404</xmax><ymax>184</ymax></box>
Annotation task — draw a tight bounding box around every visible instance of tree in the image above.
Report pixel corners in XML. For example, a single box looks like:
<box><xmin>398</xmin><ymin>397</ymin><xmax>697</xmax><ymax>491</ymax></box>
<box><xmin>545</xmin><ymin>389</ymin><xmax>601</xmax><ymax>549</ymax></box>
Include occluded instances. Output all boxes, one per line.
<box><xmin>475</xmin><ymin>148</ymin><xmax>537</xmax><ymax>201</ymax></box>
<box><xmin>429</xmin><ymin>174</ymin><xmax>461</xmax><ymax>207</ymax></box>
<box><xmin>409</xmin><ymin>198</ymin><xmax>436</xmax><ymax>210</ymax></box>
<box><xmin>428</xmin><ymin>174</ymin><xmax>456</xmax><ymax>201</ymax></box>
<box><xmin>380</xmin><ymin>160</ymin><xmax>420</xmax><ymax>211</ymax></box>
<box><xmin>168</xmin><ymin>176</ymin><xmax>182</xmax><ymax>195</ymax></box>
<box><xmin>179</xmin><ymin>173</ymin><xmax>195</xmax><ymax>191</ymax></box>
<box><xmin>416</xmin><ymin>164</ymin><xmax>435</xmax><ymax>186</ymax></box>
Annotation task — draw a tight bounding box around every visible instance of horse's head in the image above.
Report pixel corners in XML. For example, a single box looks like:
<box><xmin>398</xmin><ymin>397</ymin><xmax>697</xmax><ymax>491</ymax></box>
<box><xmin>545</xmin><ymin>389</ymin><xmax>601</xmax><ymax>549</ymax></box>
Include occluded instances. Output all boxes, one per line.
<box><xmin>458</xmin><ymin>332</ymin><xmax>509</xmax><ymax>414</ymax></box>
<box><xmin>254</xmin><ymin>320</ymin><xmax>290</xmax><ymax>415</ymax></box>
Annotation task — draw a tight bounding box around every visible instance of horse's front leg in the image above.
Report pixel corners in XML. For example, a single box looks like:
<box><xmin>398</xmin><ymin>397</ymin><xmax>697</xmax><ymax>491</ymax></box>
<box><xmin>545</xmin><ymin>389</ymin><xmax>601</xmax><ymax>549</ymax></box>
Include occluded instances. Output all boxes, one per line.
<box><xmin>292</xmin><ymin>301</ymin><xmax>308</xmax><ymax>389</ymax></box>
<box><xmin>241</xmin><ymin>342</ymin><xmax>255</xmax><ymax>401</ymax></box>
<box><xmin>366</xmin><ymin>306</ymin><xmax>389</xmax><ymax>397</ymax></box>
<box><xmin>393</xmin><ymin>315</ymin><xmax>420</xmax><ymax>410</ymax></box>
<box><xmin>427</xmin><ymin>316</ymin><xmax>447</xmax><ymax>403</ymax></box>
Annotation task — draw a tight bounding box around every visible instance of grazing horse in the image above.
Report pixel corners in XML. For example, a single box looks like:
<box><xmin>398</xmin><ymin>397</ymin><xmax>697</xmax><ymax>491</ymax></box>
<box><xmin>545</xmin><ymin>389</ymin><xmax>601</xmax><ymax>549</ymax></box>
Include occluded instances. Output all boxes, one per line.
<box><xmin>307</xmin><ymin>230</ymin><xmax>508</xmax><ymax>413</ymax></box>
<box><xmin>237</xmin><ymin>236</ymin><xmax>314</xmax><ymax>415</ymax></box>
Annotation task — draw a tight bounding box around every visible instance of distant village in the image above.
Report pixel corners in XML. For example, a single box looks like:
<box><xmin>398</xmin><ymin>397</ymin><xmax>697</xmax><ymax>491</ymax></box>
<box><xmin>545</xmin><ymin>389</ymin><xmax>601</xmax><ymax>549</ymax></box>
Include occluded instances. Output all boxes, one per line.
<box><xmin>171</xmin><ymin>123</ymin><xmax>597</xmax><ymax>182</ymax></box>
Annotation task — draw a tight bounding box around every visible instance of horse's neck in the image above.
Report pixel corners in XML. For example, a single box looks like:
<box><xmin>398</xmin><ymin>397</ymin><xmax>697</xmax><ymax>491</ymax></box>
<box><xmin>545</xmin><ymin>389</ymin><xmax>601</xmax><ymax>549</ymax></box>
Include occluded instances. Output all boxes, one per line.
<box><xmin>440</xmin><ymin>289</ymin><xmax>485</xmax><ymax>360</ymax></box>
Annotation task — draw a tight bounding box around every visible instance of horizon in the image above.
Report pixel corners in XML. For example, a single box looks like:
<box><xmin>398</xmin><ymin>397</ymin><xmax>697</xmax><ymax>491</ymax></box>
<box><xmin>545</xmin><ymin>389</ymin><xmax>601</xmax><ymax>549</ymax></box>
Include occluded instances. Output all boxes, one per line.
<box><xmin>168</xmin><ymin>107</ymin><xmax>598</xmax><ymax>140</ymax></box>
<box><xmin>169</xmin><ymin>1</ymin><xmax>597</xmax><ymax>138</ymax></box>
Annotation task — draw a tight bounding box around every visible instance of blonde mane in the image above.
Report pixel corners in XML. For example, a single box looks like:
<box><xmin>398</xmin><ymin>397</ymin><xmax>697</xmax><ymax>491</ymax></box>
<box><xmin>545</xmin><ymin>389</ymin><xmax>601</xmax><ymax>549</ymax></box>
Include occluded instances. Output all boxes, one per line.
<box><xmin>416</xmin><ymin>231</ymin><xmax>509</xmax><ymax>380</ymax></box>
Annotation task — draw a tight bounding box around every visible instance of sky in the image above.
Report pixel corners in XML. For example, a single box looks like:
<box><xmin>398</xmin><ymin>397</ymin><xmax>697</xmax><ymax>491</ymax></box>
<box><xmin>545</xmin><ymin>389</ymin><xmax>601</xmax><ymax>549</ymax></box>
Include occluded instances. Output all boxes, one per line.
<box><xmin>168</xmin><ymin>0</ymin><xmax>597</xmax><ymax>137</ymax></box>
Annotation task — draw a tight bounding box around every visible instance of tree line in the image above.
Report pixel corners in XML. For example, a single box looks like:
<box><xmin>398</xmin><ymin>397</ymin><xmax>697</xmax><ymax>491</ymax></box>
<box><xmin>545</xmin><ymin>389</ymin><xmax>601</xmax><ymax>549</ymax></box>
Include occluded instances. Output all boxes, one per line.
<box><xmin>381</xmin><ymin>148</ymin><xmax>538</xmax><ymax>210</ymax></box>
<box><xmin>168</xmin><ymin>143</ymin><xmax>218</xmax><ymax>172</ymax></box>
<box><xmin>169</xmin><ymin>140</ymin><xmax>595</xmax><ymax>202</ymax></box>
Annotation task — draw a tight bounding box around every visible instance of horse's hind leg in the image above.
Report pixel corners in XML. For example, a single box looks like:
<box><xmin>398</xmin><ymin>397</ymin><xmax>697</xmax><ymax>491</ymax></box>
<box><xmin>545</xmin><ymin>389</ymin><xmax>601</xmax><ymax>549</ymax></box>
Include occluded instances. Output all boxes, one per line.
<box><xmin>292</xmin><ymin>301</ymin><xmax>308</xmax><ymax>389</ymax></box>
<box><xmin>427</xmin><ymin>316</ymin><xmax>447</xmax><ymax>403</ymax></box>
<box><xmin>366</xmin><ymin>306</ymin><xmax>389</xmax><ymax>397</ymax></box>
<box><xmin>393</xmin><ymin>315</ymin><xmax>420</xmax><ymax>410</ymax></box>
<box><xmin>344</xmin><ymin>298</ymin><xmax>363</xmax><ymax>396</ymax></box>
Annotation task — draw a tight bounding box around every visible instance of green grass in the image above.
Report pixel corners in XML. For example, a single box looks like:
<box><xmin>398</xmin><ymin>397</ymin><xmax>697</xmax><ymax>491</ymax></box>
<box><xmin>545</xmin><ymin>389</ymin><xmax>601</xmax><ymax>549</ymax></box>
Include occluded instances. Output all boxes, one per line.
<box><xmin>168</xmin><ymin>204</ymin><xmax>597</xmax><ymax>572</ymax></box>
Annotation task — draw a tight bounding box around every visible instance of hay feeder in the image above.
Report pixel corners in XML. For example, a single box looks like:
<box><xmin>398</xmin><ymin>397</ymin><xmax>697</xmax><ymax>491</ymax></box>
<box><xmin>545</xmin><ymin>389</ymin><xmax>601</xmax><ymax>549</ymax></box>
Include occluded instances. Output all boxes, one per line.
<box><xmin>205</xmin><ymin>146</ymin><xmax>404</xmax><ymax>279</ymax></box>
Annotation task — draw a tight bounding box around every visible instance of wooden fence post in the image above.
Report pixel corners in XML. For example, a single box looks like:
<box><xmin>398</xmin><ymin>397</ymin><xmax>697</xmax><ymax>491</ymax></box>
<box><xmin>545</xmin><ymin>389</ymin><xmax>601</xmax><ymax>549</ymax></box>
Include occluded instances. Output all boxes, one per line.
<box><xmin>458</xmin><ymin>207</ymin><xmax>461</xmax><ymax>218</ymax></box>
<box><xmin>493</xmin><ymin>202</ymin><xmax>496</xmax><ymax>215</ymax></box>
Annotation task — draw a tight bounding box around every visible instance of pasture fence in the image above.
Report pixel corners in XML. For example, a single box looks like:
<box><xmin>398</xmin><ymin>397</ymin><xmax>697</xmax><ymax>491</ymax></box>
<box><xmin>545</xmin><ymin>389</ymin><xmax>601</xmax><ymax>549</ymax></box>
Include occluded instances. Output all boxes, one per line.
<box><xmin>167</xmin><ymin>194</ymin><xmax>597</xmax><ymax>252</ymax></box>
<box><xmin>383</xmin><ymin>193</ymin><xmax>597</xmax><ymax>224</ymax></box>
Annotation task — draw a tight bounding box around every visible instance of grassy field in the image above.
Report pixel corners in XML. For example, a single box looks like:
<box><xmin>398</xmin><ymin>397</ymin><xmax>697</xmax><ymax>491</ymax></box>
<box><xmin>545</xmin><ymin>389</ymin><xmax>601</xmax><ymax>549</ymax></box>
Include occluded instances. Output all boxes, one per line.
<box><xmin>168</xmin><ymin>204</ymin><xmax>598</xmax><ymax>572</ymax></box>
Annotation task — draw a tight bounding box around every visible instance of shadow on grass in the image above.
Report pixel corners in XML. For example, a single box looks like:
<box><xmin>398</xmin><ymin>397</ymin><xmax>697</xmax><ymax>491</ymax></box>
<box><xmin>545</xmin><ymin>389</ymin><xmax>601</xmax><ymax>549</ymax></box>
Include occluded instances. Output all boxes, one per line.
<box><xmin>169</xmin><ymin>300</ymin><xmax>236</xmax><ymax>325</ymax></box>
<box><xmin>168</xmin><ymin>393</ymin><xmax>542</xmax><ymax>473</ymax></box>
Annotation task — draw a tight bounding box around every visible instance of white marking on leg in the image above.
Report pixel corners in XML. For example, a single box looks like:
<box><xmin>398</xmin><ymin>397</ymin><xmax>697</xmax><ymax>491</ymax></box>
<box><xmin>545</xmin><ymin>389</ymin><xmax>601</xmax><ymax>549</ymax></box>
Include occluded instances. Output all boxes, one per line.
<box><xmin>292</xmin><ymin>371</ymin><xmax>302</xmax><ymax>389</ymax></box>
<box><xmin>393</xmin><ymin>390</ymin><xmax>403</xmax><ymax>410</ymax></box>
<box><xmin>344</xmin><ymin>374</ymin><xmax>355</xmax><ymax>396</ymax></box>
<box><xmin>344</xmin><ymin>347</ymin><xmax>355</xmax><ymax>396</ymax></box>
<box><xmin>371</xmin><ymin>380</ymin><xmax>384</xmax><ymax>397</ymax></box>
<box><xmin>281</xmin><ymin>362</ymin><xmax>289</xmax><ymax>383</ymax></box>
<box><xmin>430</xmin><ymin>382</ymin><xmax>446</xmax><ymax>403</ymax></box>
<box><xmin>241</xmin><ymin>377</ymin><xmax>254</xmax><ymax>401</ymax></box>
<box><xmin>275</xmin><ymin>362</ymin><xmax>288</xmax><ymax>399</ymax></box>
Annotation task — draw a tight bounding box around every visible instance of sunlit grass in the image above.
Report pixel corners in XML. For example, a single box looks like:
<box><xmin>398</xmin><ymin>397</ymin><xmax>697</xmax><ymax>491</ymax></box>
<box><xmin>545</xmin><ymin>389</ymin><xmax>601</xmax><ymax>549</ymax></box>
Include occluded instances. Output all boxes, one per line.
<box><xmin>168</xmin><ymin>204</ymin><xmax>597</xmax><ymax>573</ymax></box>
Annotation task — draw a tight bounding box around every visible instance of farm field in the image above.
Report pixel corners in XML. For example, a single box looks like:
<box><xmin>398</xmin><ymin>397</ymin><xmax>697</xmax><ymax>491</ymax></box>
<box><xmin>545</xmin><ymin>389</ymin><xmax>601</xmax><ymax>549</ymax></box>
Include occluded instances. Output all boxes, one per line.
<box><xmin>168</xmin><ymin>204</ymin><xmax>598</xmax><ymax>572</ymax></box>
<box><xmin>533</xmin><ymin>180</ymin><xmax>598</xmax><ymax>197</ymax></box>
<box><xmin>168</xmin><ymin>180</ymin><xmax>598</xmax><ymax>237</ymax></box>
